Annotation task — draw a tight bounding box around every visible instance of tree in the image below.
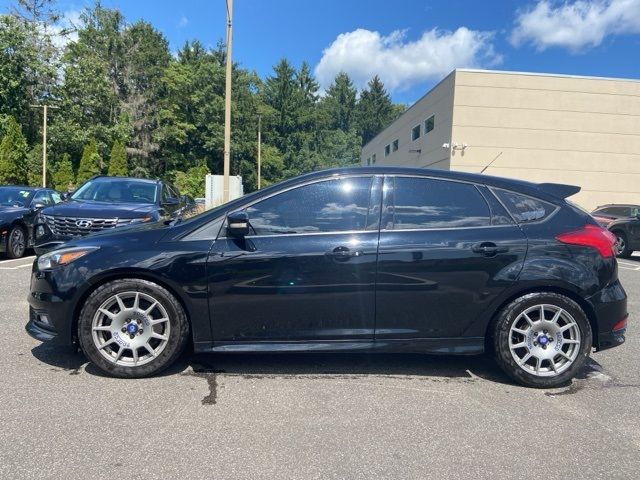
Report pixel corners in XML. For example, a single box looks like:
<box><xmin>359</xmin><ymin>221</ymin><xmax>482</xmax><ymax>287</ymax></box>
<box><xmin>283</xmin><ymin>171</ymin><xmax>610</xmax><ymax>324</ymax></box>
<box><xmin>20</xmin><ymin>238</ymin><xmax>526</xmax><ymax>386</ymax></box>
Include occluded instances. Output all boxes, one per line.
<box><xmin>0</xmin><ymin>116</ymin><xmax>29</xmax><ymax>184</ymax></box>
<box><xmin>107</xmin><ymin>140</ymin><xmax>128</xmax><ymax>176</ymax></box>
<box><xmin>357</xmin><ymin>75</ymin><xmax>395</xmax><ymax>146</ymax></box>
<box><xmin>170</xmin><ymin>163</ymin><xmax>209</xmax><ymax>198</ymax></box>
<box><xmin>76</xmin><ymin>138</ymin><xmax>101</xmax><ymax>184</ymax></box>
<box><xmin>52</xmin><ymin>153</ymin><xmax>75</xmax><ymax>191</ymax></box>
<box><xmin>26</xmin><ymin>143</ymin><xmax>42</xmax><ymax>186</ymax></box>
<box><xmin>321</xmin><ymin>72</ymin><xmax>357</xmax><ymax>132</ymax></box>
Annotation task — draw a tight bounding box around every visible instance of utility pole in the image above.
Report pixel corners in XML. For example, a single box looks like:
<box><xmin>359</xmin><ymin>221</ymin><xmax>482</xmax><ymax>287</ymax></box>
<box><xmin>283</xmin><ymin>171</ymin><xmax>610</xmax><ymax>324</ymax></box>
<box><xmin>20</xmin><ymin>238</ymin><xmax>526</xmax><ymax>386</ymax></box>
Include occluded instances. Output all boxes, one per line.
<box><xmin>30</xmin><ymin>104</ymin><xmax>59</xmax><ymax>187</ymax></box>
<box><xmin>257</xmin><ymin>114</ymin><xmax>262</xmax><ymax>189</ymax></box>
<box><xmin>223</xmin><ymin>0</ymin><xmax>233</xmax><ymax>202</ymax></box>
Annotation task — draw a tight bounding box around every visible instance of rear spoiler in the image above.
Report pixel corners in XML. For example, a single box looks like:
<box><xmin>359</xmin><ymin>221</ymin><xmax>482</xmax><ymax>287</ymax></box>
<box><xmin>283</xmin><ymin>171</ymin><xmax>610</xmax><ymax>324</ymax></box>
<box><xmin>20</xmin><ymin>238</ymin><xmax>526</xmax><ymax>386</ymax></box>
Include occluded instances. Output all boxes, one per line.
<box><xmin>537</xmin><ymin>183</ymin><xmax>581</xmax><ymax>199</ymax></box>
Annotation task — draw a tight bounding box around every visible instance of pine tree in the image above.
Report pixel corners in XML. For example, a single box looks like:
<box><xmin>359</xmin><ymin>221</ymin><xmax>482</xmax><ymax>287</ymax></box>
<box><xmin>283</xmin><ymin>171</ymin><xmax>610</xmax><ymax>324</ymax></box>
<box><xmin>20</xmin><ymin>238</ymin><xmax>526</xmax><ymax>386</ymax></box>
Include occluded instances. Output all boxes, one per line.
<box><xmin>0</xmin><ymin>116</ymin><xmax>28</xmax><ymax>184</ymax></box>
<box><xmin>76</xmin><ymin>138</ymin><xmax>101</xmax><ymax>185</ymax></box>
<box><xmin>357</xmin><ymin>75</ymin><xmax>395</xmax><ymax>146</ymax></box>
<box><xmin>107</xmin><ymin>140</ymin><xmax>128</xmax><ymax>176</ymax></box>
<box><xmin>26</xmin><ymin>143</ymin><xmax>43</xmax><ymax>186</ymax></box>
<box><xmin>322</xmin><ymin>72</ymin><xmax>357</xmax><ymax>132</ymax></box>
<box><xmin>52</xmin><ymin>153</ymin><xmax>75</xmax><ymax>191</ymax></box>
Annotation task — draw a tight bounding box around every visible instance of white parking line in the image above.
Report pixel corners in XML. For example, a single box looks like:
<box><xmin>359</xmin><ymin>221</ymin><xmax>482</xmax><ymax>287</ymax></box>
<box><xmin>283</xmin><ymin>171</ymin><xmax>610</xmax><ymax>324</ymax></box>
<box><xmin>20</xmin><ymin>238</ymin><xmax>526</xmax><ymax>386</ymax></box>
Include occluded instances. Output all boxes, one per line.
<box><xmin>618</xmin><ymin>260</ymin><xmax>640</xmax><ymax>271</ymax></box>
<box><xmin>0</xmin><ymin>263</ymin><xmax>32</xmax><ymax>270</ymax></box>
<box><xmin>0</xmin><ymin>255</ymin><xmax>35</xmax><ymax>264</ymax></box>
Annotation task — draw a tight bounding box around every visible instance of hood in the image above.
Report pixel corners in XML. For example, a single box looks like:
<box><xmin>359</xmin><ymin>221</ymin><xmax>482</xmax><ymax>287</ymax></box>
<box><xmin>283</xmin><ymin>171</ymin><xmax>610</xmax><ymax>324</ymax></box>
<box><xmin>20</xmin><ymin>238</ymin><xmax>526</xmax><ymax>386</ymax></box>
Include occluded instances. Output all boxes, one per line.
<box><xmin>0</xmin><ymin>205</ymin><xmax>29</xmax><ymax>223</ymax></box>
<box><xmin>42</xmin><ymin>199</ymin><xmax>155</xmax><ymax>218</ymax></box>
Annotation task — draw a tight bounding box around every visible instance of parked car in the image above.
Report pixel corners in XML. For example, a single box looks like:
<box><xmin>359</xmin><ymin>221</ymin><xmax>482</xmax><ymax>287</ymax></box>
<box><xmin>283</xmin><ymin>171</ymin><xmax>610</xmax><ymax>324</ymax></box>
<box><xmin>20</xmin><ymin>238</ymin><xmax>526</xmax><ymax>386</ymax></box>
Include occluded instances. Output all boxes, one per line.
<box><xmin>0</xmin><ymin>186</ymin><xmax>62</xmax><ymax>258</ymax></box>
<box><xmin>34</xmin><ymin>176</ymin><xmax>185</xmax><ymax>253</ymax></box>
<box><xmin>591</xmin><ymin>204</ymin><xmax>640</xmax><ymax>226</ymax></box>
<box><xmin>26</xmin><ymin>167</ymin><xmax>627</xmax><ymax>388</ymax></box>
<box><xmin>180</xmin><ymin>194</ymin><xmax>197</xmax><ymax>217</ymax></box>
<box><xmin>591</xmin><ymin>204</ymin><xmax>640</xmax><ymax>258</ymax></box>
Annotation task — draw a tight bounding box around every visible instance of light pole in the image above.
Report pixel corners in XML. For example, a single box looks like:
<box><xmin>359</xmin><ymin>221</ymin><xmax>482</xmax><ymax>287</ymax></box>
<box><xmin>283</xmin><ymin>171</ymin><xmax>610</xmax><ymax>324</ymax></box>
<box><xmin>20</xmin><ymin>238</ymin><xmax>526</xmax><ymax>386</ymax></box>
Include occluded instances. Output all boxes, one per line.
<box><xmin>30</xmin><ymin>104</ymin><xmax>59</xmax><ymax>187</ymax></box>
<box><xmin>257</xmin><ymin>114</ymin><xmax>261</xmax><ymax>189</ymax></box>
<box><xmin>223</xmin><ymin>0</ymin><xmax>233</xmax><ymax>202</ymax></box>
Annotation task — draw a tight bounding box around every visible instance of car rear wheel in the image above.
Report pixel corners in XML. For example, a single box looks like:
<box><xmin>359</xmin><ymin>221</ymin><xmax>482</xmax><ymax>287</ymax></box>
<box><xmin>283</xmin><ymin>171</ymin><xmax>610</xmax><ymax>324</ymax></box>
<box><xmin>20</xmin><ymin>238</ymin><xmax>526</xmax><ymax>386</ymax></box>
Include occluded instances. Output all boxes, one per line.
<box><xmin>493</xmin><ymin>292</ymin><xmax>592</xmax><ymax>388</ymax></box>
<box><xmin>6</xmin><ymin>225</ymin><xmax>26</xmax><ymax>259</ymax></box>
<box><xmin>613</xmin><ymin>231</ymin><xmax>632</xmax><ymax>258</ymax></box>
<box><xmin>78</xmin><ymin>279</ymin><xmax>190</xmax><ymax>378</ymax></box>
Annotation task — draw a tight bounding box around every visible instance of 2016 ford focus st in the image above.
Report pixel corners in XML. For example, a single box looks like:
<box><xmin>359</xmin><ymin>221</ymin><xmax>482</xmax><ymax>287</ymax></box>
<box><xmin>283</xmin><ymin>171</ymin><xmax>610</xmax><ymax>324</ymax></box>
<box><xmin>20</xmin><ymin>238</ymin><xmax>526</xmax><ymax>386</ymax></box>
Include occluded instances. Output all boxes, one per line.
<box><xmin>26</xmin><ymin>168</ymin><xmax>628</xmax><ymax>388</ymax></box>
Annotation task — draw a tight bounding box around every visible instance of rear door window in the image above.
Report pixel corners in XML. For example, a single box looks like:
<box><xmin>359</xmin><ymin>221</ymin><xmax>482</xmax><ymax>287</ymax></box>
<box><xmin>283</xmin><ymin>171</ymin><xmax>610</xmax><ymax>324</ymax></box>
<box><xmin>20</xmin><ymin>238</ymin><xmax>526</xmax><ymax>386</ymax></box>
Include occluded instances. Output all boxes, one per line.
<box><xmin>492</xmin><ymin>188</ymin><xmax>557</xmax><ymax>223</ymax></box>
<box><xmin>387</xmin><ymin>177</ymin><xmax>491</xmax><ymax>230</ymax></box>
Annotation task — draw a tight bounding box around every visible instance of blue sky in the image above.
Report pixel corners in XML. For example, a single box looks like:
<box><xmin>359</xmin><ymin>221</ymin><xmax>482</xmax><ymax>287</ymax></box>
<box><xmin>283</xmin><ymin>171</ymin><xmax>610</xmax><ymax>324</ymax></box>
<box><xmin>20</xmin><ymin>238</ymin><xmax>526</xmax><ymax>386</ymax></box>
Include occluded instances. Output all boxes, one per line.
<box><xmin>3</xmin><ymin>0</ymin><xmax>640</xmax><ymax>104</ymax></box>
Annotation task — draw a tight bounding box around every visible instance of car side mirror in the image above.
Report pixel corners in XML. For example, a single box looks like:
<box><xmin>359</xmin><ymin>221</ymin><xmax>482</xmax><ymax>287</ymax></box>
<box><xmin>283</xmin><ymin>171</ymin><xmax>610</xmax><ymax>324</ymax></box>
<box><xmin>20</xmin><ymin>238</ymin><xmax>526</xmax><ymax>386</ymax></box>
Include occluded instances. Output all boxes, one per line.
<box><xmin>162</xmin><ymin>197</ymin><xmax>180</xmax><ymax>206</ymax></box>
<box><xmin>227</xmin><ymin>211</ymin><xmax>250</xmax><ymax>238</ymax></box>
<box><xmin>32</xmin><ymin>202</ymin><xmax>46</xmax><ymax>210</ymax></box>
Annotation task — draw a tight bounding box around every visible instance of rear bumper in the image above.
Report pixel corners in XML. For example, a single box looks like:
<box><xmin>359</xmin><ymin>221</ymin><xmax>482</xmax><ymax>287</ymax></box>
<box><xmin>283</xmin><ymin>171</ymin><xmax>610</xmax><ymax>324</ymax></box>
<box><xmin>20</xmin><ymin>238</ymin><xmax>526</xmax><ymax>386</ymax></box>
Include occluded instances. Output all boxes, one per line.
<box><xmin>588</xmin><ymin>279</ymin><xmax>628</xmax><ymax>352</ymax></box>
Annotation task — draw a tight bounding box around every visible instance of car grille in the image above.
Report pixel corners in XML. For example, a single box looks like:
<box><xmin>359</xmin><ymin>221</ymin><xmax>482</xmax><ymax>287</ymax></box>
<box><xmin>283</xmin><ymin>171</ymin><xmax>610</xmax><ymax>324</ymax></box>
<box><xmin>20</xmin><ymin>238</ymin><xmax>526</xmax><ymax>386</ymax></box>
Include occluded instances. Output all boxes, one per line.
<box><xmin>42</xmin><ymin>214</ymin><xmax>135</xmax><ymax>237</ymax></box>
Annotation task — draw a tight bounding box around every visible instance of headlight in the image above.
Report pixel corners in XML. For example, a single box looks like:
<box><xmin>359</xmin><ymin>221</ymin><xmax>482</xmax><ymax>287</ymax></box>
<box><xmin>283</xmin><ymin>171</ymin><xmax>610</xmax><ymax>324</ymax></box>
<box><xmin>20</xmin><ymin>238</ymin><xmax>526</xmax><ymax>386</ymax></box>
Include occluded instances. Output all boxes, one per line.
<box><xmin>129</xmin><ymin>215</ymin><xmax>154</xmax><ymax>224</ymax></box>
<box><xmin>37</xmin><ymin>246</ymin><xmax>99</xmax><ymax>270</ymax></box>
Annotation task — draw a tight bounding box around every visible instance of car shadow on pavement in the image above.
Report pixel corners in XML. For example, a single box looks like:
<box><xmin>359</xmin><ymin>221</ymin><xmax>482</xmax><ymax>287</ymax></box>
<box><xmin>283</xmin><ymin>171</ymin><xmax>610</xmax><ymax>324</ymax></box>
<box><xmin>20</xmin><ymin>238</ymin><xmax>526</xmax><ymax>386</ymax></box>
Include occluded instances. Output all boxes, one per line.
<box><xmin>30</xmin><ymin>343</ymin><xmax>607</xmax><ymax>390</ymax></box>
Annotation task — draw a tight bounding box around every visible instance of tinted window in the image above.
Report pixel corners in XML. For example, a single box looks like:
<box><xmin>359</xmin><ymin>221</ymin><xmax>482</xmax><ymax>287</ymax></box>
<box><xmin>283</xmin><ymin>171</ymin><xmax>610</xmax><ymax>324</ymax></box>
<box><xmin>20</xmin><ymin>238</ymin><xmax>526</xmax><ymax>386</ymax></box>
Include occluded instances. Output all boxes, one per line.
<box><xmin>0</xmin><ymin>187</ymin><xmax>33</xmax><ymax>207</ymax></box>
<box><xmin>493</xmin><ymin>188</ymin><xmax>557</xmax><ymax>223</ymax></box>
<box><xmin>245</xmin><ymin>177</ymin><xmax>372</xmax><ymax>235</ymax></box>
<box><xmin>72</xmin><ymin>179</ymin><xmax>158</xmax><ymax>204</ymax></box>
<box><xmin>477</xmin><ymin>185</ymin><xmax>514</xmax><ymax>225</ymax></box>
<box><xmin>389</xmin><ymin>177</ymin><xmax>491</xmax><ymax>229</ymax></box>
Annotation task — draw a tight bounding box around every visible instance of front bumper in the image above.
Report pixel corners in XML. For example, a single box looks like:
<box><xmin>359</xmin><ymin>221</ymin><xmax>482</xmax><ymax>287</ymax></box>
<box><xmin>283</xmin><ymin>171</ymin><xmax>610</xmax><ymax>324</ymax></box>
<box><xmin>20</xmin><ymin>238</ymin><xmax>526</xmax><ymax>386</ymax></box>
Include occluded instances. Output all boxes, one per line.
<box><xmin>26</xmin><ymin>269</ymin><xmax>75</xmax><ymax>346</ymax></box>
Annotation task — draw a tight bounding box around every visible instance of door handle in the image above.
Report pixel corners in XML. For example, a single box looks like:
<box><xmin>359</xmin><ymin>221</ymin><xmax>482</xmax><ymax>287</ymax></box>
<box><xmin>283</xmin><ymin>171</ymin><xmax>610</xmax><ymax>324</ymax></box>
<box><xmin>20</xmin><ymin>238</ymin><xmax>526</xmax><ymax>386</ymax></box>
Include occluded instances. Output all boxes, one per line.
<box><xmin>471</xmin><ymin>242</ymin><xmax>508</xmax><ymax>256</ymax></box>
<box><xmin>326</xmin><ymin>246</ymin><xmax>362</xmax><ymax>260</ymax></box>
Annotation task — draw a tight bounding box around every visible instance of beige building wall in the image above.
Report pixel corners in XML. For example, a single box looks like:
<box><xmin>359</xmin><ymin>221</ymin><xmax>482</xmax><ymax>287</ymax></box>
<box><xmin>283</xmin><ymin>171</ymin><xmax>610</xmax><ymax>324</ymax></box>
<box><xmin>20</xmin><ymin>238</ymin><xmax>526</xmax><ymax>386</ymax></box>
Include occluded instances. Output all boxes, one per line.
<box><xmin>360</xmin><ymin>72</ymin><xmax>455</xmax><ymax>170</ymax></box>
<box><xmin>451</xmin><ymin>70</ymin><xmax>640</xmax><ymax>210</ymax></box>
<box><xmin>362</xmin><ymin>69</ymin><xmax>640</xmax><ymax>211</ymax></box>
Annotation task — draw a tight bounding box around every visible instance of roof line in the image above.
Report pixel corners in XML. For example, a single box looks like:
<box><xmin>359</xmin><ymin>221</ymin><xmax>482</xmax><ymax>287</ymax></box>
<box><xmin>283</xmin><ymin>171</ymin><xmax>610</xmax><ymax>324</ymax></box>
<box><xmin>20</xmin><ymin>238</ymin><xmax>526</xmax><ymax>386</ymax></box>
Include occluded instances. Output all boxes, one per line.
<box><xmin>456</xmin><ymin>68</ymin><xmax>640</xmax><ymax>84</ymax></box>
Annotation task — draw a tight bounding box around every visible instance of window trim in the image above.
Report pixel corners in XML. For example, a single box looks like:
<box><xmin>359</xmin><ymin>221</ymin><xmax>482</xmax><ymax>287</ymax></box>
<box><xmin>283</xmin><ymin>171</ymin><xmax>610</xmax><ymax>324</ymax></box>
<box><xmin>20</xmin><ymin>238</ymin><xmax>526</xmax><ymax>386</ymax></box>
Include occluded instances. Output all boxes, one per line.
<box><xmin>411</xmin><ymin>124</ymin><xmax>421</xmax><ymax>141</ymax></box>
<box><xmin>216</xmin><ymin>174</ymin><xmax>378</xmax><ymax>240</ymax></box>
<box><xmin>384</xmin><ymin>144</ymin><xmax>391</xmax><ymax>157</ymax></box>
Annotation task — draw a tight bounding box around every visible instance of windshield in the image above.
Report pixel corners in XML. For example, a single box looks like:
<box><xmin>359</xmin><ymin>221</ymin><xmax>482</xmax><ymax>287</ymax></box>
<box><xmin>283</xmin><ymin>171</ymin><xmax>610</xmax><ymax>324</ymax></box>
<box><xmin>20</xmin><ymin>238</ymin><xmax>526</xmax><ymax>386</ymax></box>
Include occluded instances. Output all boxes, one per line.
<box><xmin>0</xmin><ymin>187</ymin><xmax>34</xmax><ymax>207</ymax></box>
<box><xmin>72</xmin><ymin>179</ymin><xmax>158</xmax><ymax>204</ymax></box>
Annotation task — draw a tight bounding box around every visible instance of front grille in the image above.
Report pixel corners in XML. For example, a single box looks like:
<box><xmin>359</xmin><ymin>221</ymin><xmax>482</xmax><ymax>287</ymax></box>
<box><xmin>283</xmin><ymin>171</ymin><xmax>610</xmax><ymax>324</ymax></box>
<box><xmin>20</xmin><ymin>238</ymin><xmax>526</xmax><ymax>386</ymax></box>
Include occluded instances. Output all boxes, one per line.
<box><xmin>43</xmin><ymin>214</ymin><xmax>134</xmax><ymax>237</ymax></box>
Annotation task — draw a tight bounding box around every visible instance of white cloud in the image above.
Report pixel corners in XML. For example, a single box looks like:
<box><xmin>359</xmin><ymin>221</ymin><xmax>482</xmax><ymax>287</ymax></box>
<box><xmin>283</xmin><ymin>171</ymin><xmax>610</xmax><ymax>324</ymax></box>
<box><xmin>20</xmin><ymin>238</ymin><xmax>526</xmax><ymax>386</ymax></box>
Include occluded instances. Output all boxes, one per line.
<box><xmin>511</xmin><ymin>0</ymin><xmax>640</xmax><ymax>52</ymax></box>
<box><xmin>50</xmin><ymin>9</ymin><xmax>81</xmax><ymax>50</ymax></box>
<box><xmin>314</xmin><ymin>27</ymin><xmax>502</xmax><ymax>92</ymax></box>
<box><xmin>177</xmin><ymin>16</ymin><xmax>189</xmax><ymax>28</ymax></box>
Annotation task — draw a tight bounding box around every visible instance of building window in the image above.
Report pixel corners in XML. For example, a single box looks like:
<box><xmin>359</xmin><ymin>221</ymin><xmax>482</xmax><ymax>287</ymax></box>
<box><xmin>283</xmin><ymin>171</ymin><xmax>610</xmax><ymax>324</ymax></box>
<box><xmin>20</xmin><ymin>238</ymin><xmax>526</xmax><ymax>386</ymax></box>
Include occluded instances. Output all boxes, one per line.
<box><xmin>411</xmin><ymin>124</ymin><xmax>421</xmax><ymax>141</ymax></box>
<box><xmin>392</xmin><ymin>139</ymin><xmax>399</xmax><ymax>152</ymax></box>
<box><xmin>384</xmin><ymin>144</ymin><xmax>391</xmax><ymax>156</ymax></box>
<box><xmin>366</xmin><ymin>157</ymin><xmax>371</xmax><ymax>166</ymax></box>
<box><xmin>425</xmin><ymin>115</ymin><xmax>435</xmax><ymax>134</ymax></box>
<box><xmin>372</xmin><ymin>154</ymin><xmax>377</xmax><ymax>164</ymax></box>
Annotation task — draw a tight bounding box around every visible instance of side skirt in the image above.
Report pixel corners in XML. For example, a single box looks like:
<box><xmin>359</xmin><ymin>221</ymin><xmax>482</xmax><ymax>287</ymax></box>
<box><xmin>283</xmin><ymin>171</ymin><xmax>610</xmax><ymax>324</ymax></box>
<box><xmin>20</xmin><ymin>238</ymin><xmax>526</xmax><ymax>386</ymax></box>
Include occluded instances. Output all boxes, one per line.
<box><xmin>193</xmin><ymin>337</ymin><xmax>485</xmax><ymax>355</ymax></box>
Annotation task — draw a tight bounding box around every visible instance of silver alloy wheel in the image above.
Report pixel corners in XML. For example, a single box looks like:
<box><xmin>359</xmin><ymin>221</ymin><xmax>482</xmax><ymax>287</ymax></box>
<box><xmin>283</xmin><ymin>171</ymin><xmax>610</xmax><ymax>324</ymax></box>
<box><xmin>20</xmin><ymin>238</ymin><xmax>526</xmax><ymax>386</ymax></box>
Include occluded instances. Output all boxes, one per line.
<box><xmin>508</xmin><ymin>304</ymin><xmax>581</xmax><ymax>377</ymax></box>
<box><xmin>91</xmin><ymin>291</ymin><xmax>171</xmax><ymax>367</ymax></box>
<box><xmin>614</xmin><ymin>235</ymin><xmax>625</xmax><ymax>256</ymax></box>
<box><xmin>10</xmin><ymin>227</ymin><xmax>25</xmax><ymax>257</ymax></box>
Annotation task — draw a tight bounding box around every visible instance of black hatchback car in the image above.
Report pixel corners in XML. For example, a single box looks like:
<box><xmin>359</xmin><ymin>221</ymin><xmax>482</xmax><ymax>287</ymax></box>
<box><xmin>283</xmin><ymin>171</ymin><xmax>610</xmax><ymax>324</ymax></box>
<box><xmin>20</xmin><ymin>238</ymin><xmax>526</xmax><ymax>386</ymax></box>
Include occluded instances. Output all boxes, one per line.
<box><xmin>26</xmin><ymin>167</ymin><xmax>627</xmax><ymax>388</ymax></box>
<box><xmin>34</xmin><ymin>176</ymin><xmax>185</xmax><ymax>253</ymax></box>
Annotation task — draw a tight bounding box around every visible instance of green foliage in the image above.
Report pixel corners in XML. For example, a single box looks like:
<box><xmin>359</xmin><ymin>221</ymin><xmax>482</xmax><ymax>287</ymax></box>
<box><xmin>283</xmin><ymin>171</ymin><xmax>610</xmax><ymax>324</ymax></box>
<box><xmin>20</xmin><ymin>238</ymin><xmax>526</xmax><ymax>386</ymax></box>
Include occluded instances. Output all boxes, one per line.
<box><xmin>107</xmin><ymin>140</ymin><xmax>128</xmax><ymax>176</ymax></box>
<box><xmin>0</xmin><ymin>116</ymin><xmax>28</xmax><ymax>184</ymax></box>
<box><xmin>170</xmin><ymin>163</ymin><xmax>210</xmax><ymax>198</ymax></box>
<box><xmin>52</xmin><ymin>153</ymin><xmax>75</xmax><ymax>191</ymax></box>
<box><xmin>1</xmin><ymin>3</ymin><xmax>405</xmax><ymax>193</ymax></box>
<box><xmin>76</xmin><ymin>138</ymin><xmax>102</xmax><ymax>185</ymax></box>
<box><xmin>27</xmin><ymin>143</ymin><xmax>43</xmax><ymax>186</ymax></box>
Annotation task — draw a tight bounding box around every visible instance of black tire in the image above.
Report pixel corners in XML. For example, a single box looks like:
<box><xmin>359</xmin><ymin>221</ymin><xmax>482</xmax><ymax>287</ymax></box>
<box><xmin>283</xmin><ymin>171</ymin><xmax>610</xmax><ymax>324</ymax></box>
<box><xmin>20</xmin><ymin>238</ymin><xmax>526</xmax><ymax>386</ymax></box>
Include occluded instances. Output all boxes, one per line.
<box><xmin>78</xmin><ymin>279</ymin><xmax>190</xmax><ymax>378</ymax></box>
<box><xmin>612</xmin><ymin>231</ymin><xmax>632</xmax><ymax>258</ymax></box>
<box><xmin>493</xmin><ymin>292</ymin><xmax>592</xmax><ymax>388</ymax></box>
<box><xmin>6</xmin><ymin>225</ymin><xmax>26</xmax><ymax>259</ymax></box>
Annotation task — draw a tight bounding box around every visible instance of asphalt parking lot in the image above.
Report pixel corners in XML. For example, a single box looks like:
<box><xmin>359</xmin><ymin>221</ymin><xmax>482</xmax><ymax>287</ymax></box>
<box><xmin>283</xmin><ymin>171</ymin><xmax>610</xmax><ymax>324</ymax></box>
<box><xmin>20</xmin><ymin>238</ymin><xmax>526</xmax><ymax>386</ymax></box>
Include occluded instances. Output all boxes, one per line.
<box><xmin>1</xmin><ymin>253</ymin><xmax>639</xmax><ymax>479</ymax></box>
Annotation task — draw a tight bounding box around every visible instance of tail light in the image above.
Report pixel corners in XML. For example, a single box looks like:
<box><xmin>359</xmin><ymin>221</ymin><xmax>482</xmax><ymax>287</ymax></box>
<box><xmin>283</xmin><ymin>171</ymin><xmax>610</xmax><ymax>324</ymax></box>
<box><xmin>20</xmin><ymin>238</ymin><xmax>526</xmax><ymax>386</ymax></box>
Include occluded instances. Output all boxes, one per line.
<box><xmin>556</xmin><ymin>224</ymin><xmax>616</xmax><ymax>258</ymax></box>
<box><xmin>612</xmin><ymin>315</ymin><xmax>628</xmax><ymax>332</ymax></box>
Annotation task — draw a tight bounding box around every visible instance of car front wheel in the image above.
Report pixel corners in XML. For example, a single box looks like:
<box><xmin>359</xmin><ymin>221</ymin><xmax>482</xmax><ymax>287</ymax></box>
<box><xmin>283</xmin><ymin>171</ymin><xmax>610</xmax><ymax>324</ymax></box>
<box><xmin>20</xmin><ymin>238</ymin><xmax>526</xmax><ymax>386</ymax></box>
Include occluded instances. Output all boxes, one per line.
<box><xmin>78</xmin><ymin>279</ymin><xmax>190</xmax><ymax>378</ymax></box>
<box><xmin>6</xmin><ymin>225</ymin><xmax>26</xmax><ymax>259</ymax></box>
<box><xmin>613</xmin><ymin>231</ymin><xmax>632</xmax><ymax>258</ymax></box>
<box><xmin>493</xmin><ymin>292</ymin><xmax>592</xmax><ymax>388</ymax></box>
